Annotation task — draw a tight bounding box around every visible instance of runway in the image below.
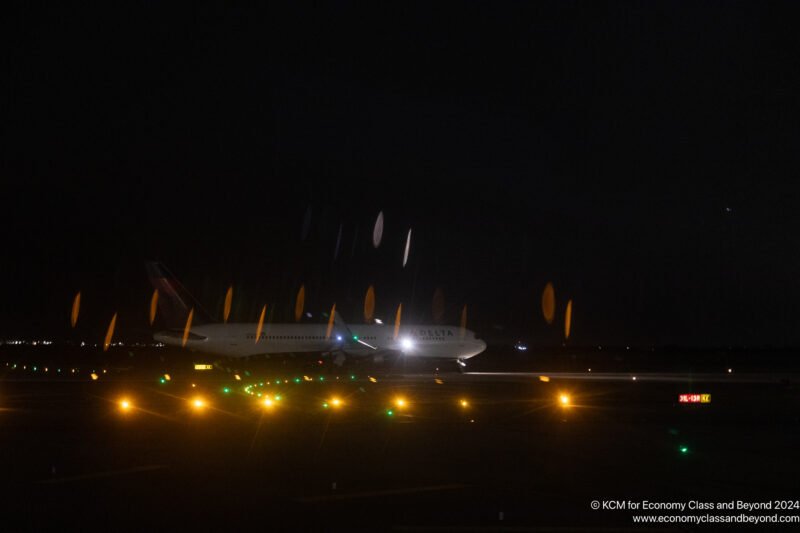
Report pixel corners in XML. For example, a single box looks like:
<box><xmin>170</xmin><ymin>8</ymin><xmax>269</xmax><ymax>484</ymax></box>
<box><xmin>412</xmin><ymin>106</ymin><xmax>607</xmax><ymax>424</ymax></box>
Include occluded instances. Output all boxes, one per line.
<box><xmin>1</xmin><ymin>364</ymin><xmax>799</xmax><ymax>530</ymax></box>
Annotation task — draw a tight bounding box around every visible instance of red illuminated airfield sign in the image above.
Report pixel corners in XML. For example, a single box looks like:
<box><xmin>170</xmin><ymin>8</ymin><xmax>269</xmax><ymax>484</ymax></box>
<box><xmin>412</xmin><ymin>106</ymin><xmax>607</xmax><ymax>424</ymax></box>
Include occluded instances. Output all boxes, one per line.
<box><xmin>679</xmin><ymin>394</ymin><xmax>711</xmax><ymax>403</ymax></box>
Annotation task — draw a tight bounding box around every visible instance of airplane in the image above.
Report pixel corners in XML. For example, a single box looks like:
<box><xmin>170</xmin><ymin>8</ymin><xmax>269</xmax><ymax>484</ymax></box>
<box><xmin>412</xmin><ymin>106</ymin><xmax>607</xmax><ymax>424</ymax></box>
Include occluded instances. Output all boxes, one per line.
<box><xmin>147</xmin><ymin>263</ymin><xmax>487</xmax><ymax>369</ymax></box>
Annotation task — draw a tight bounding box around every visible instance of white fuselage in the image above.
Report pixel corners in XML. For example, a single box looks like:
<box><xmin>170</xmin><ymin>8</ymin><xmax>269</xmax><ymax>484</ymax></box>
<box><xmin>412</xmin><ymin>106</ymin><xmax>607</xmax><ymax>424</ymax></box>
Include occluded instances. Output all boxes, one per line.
<box><xmin>154</xmin><ymin>323</ymin><xmax>487</xmax><ymax>360</ymax></box>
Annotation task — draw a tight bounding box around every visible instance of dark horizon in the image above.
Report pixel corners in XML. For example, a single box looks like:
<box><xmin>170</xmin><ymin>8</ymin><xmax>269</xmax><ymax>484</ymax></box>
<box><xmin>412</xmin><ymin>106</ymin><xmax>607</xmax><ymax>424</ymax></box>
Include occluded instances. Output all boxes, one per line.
<box><xmin>3</xmin><ymin>3</ymin><xmax>799</xmax><ymax>347</ymax></box>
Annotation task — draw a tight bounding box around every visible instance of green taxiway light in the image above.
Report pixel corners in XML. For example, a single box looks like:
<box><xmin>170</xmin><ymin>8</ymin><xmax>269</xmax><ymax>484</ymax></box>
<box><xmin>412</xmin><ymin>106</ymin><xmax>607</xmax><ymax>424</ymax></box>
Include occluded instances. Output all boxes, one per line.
<box><xmin>352</xmin><ymin>335</ymin><xmax>359</xmax><ymax>341</ymax></box>
<box><xmin>350</xmin><ymin>375</ymin><xmax>356</xmax><ymax>380</ymax></box>
<box><xmin>322</xmin><ymin>402</ymin><xmax>329</xmax><ymax>409</ymax></box>
<box><xmin>386</xmin><ymin>409</ymin><xmax>394</xmax><ymax>416</ymax></box>
<box><xmin>679</xmin><ymin>446</ymin><xmax>689</xmax><ymax>454</ymax></box>
<box><xmin>294</xmin><ymin>378</ymin><xmax>300</xmax><ymax>383</ymax></box>
<box><xmin>222</xmin><ymin>387</ymin><xmax>231</xmax><ymax>394</ymax></box>
<box><xmin>319</xmin><ymin>376</ymin><xmax>324</xmax><ymax>381</ymax></box>
<box><xmin>159</xmin><ymin>377</ymin><xmax>166</xmax><ymax>384</ymax></box>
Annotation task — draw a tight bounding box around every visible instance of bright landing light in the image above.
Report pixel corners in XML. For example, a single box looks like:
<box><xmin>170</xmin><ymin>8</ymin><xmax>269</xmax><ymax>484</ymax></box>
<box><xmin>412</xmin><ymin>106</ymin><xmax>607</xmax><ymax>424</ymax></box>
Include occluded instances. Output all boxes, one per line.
<box><xmin>394</xmin><ymin>397</ymin><xmax>407</xmax><ymax>408</ymax></box>
<box><xmin>262</xmin><ymin>397</ymin><xmax>274</xmax><ymax>408</ymax></box>
<box><xmin>459</xmin><ymin>399</ymin><xmax>469</xmax><ymax>408</ymax></box>
<box><xmin>119</xmin><ymin>399</ymin><xmax>132</xmax><ymax>411</ymax></box>
<box><xmin>192</xmin><ymin>397</ymin><xmax>206</xmax><ymax>410</ymax></box>
<box><xmin>400</xmin><ymin>337</ymin><xmax>414</xmax><ymax>351</ymax></box>
<box><xmin>559</xmin><ymin>394</ymin><xmax>571</xmax><ymax>407</ymax></box>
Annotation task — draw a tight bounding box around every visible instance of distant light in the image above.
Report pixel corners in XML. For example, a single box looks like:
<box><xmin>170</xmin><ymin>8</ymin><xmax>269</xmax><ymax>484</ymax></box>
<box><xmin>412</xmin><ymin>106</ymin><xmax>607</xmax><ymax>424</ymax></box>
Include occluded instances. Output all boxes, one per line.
<box><xmin>679</xmin><ymin>445</ymin><xmax>689</xmax><ymax>454</ymax></box>
<box><xmin>234</xmin><ymin>374</ymin><xmax>241</xmax><ymax>381</ymax></box>
<box><xmin>159</xmin><ymin>377</ymin><xmax>166</xmax><ymax>384</ymax></box>
<box><xmin>90</xmin><ymin>373</ymin><xmax>99</xmax><ymax>381</ymax></box>
<box><xmin>352</xmin><ymin>335</ymin><xmax>359</xmax><ymax>341</ymax></box>
<box><xmin>587</xmin><ymin>368</ymin><xmax>592</xmax><ymax>372</ymax></box>
<box><xmin>539</xmin><ymin>376</ymin><xmax>550</xmax><ymax>383</ymax></box>
<box><xmin>632</xmin><ymin>376</ymin><xmax>637</xmax><ymax>381</ymax></box>
<box><xmin>386</xmin><ymin>409</ymin><xmax>394</xmax><ymax>416</ymax></box>
<box><xmin>294</xmin><ymin>377</ymin><xmax>301</xmax><ymax>383</ymax></box>
<box><xmin>164</xmin><ymin>374</ymin><xmax>171</xmax><ymax>381</ymax></box>
<box><xmin>400</xmin><ymin>337</ymin><xmax>414</xmax><ymax>351</ymax></box>
<box><xmin>727</xmin><ymin>368</ymin><xmax>733</xmax><ymax>373</ymax></box>
<box><xmin>222</xmin><ymin>387</ymin><xmax>231</xmax><ymax>394</ymax></box>
<box><xmin>514</xmin><ymin>342</ymin><xmax>527</xmax><ymax>351</ymax></box>
<box><xmin>191</xmin><ymin>383</ymin><xmax>196</xmax><ymax>388</ymax></box>
<box><xmin>374</xmin><ymin>318</ymin><xmax>383</xmax><ymax>325</ymax></box>
<box><xmin>194</xmin><ymin>364</ymin><xmax>213</xmax><ymax>370</ymax></box>
<box><xmin>559</xmin><ymin>394</ymin><xmax>570</xmax><ymax>407</ymax></box>
<box><xmin>368</xmin><ymin>376</ymin><xmax>377</xmax><ymax>383</ymax></box>
<box><xmin>319</xmin><ymin>376</ymin><xmax>324</xmax><ymax>381</ymax></box>
<box><xmin>350</xmin><ymin>375</ymin><xmax>356</xmax><ymax>380</ymax></box>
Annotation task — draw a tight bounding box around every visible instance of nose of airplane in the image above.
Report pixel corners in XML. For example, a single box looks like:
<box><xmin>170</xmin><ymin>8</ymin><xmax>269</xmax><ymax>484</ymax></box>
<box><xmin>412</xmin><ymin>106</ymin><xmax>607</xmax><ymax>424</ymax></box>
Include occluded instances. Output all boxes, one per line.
<box><xmin>475</xmin><ymin>339</ymin><xmax>487</xmax><ymax>354</ymax></box>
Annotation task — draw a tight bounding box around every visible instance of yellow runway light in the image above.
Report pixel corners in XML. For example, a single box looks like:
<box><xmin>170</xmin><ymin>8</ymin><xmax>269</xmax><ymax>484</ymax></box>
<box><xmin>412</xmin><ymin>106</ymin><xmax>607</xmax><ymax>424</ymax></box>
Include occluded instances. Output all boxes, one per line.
<box><xmin>394</xmin><ymin>397</ymin><xmax>407</xmax><ymax>409</ymax></box>
<box><xmin>119</xmin><ymin>398</ymin><xmax>132</xmax><ymax>412</ymax></box>
<box><xmin>539</xmin><ymin>376</ymin><xmax>550</xmax><ymax>383</ymax></box>
<box><xmin>558</xmin><ymin>393</ymin><xmax>571</xmax><ymax>407</ymax></box>
<box><xmin>459</xmin><ymin>399</ymin><xmax>469</xmax><ymax>408</ymax></box>
<box><xmin>191</xmin><ymin>397</ymin><xmax>206</xmax><ymax>410</ymax></box>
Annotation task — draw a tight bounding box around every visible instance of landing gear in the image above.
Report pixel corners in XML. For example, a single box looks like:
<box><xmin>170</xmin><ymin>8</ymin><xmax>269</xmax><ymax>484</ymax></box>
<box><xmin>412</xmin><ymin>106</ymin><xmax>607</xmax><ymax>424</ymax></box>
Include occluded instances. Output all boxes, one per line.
<box><xmin>456</xmin><ymin>358</ymin><xmax>467</xmax><ymax>374</ymax></box>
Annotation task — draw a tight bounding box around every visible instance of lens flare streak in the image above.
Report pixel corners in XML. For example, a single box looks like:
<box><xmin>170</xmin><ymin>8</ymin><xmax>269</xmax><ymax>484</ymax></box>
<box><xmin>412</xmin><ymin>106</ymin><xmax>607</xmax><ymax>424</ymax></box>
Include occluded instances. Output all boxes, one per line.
<box><xmin>103</xmin><ymin>313</ymin><xmax>117</xmax><ymax>352</ymax></box>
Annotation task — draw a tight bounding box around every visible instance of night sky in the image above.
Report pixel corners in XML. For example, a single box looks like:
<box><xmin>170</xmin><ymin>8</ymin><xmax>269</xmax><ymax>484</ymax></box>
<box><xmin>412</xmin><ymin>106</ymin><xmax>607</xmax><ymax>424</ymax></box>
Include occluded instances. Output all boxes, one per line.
<box><xmin>3</xmin><ymin>3</ymin><xmax>799</xmax><ymax>347</ymax></box>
